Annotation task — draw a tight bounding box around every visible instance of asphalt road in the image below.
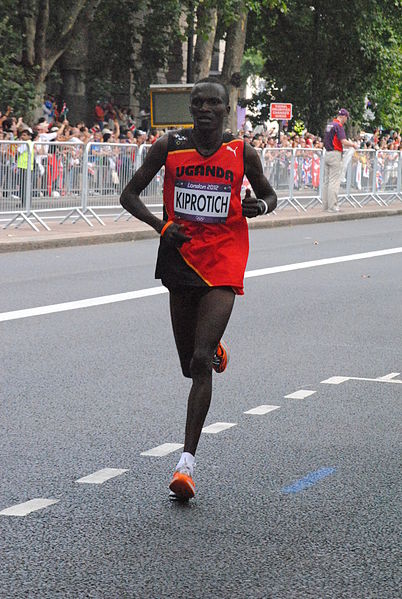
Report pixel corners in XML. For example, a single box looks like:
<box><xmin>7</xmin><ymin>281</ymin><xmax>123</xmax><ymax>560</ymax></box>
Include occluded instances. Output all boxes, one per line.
<box><xmin>1</xmin><ymin>216</ymin><xmax>401</xmax><ymax>598</ymax></box>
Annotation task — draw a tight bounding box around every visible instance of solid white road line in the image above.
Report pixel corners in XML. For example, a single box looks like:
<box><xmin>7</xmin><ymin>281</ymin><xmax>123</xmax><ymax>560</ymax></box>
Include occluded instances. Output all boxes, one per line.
<box><xmin>0</xmin><ymin>287</ymin><xmax>168</xmax><ymax>323</ymax></box>
<box><xmin>321</xmin><ymin>376</ymin><xmax>350</xmax><ymax>384</ymax></box>
<box><xmin>244</xmin><ymin>247</ymin><xmax>402</xmax><ymax>279</ymax></box>
<box><xmin>0</xmin><ymin>498</ymin><xmax>59</xmax><ymax>517</ymax></box>
<box><xmin>321</xmin><ymin>376</ymin><xmax>402</xmax><ymax>385</ymax></box>
<box><xmin>377</xmin><ymin>372</ymin><xmax>400</xmax><ymax>381</ymax></box>
<box><xmin>75</xmin><ymin>468</ymin><xmax>128</xmax><ymax>484</ymax></box>
<box><xmin>244</xmin><ymin>405</ymin><xmax>280</xmax><ymax>415</ymax></box>
<box><xmin>284</xmin><ymin>390</ymin><xmax>316</xmax><ymax>399</ymax></box>
<box><xmin>140</xmin><ymin>443</ymin><xmax>183</xmax><ymax>457</ymax></box>
<box><xmin>1</xmin><ymin>247</ymin><xmax>401</xmax><ymax>323</ymax></box>
<box><xmin>202</xmin><ymin>422</ymin><xmax>237</xmax><ymax>434</ymax></box>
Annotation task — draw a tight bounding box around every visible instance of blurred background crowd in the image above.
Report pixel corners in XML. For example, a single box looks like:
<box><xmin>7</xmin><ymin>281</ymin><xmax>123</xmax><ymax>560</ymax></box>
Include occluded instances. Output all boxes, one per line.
<box><xmin>1</xmin><ymin>97</ymin><xmax>400</xmax><ymax>151</ymax></box>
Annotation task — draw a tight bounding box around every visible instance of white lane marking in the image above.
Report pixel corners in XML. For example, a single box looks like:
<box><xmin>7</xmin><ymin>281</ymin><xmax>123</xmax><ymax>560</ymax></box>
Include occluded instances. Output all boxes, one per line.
<box><xmin>321</xmin><ymin>376</ymin><xmax>350</xmax><ymax>385</ymax></box>
<box><xmin>244</xmin><ymin>405</ymin><xmax>280</xmax><ymax>415</ymax></box>
<box><xmin>202</xmin><ymin>422</ymin><xmax>237</xmax><ymax>434</ymax></box>
<box><xmin>284</xmin><ymin>390</ymin><xmax>316</xmax><ymax>399</ymax></box>
<box><xmin>0</xmin><ymin>287</ymin><xmax>168</xmax><ymax>323</ymax></box>
<box><xmin>76</xmin><ymin>468</ymin><xmax>128</xmax><ymax>484</ymax></box>
<box><xmin>244</xmin><ymin>247</ymin><xmax>402</xmax><ymax>279</ymax></box>
<box><xmin>377</xmin><ymin>372</ymin><xmax>400</xmax><ymax>381</ymax></box>
<box><xmin>140</xmin><ymin>443</ymin><xmax>183</xmax><ymax>457</ymax></box>
<box><xmin>1</xmin><ymin>247</ymin><xmax>401</xmax><ymax>323</ymax></box>
<box><xmin>0</xmin><ymin>498</ymin><xmax>59</xmax><ymax>517</ymax></box>
<box><xmin>322</xmin><ymin>376</ymin><xmax>402</xmax><ymax>385</ymax></box>
<box><xmin>348</xmin><ymin>376</ymin><xmax>402</xmax><ymax>385</ymax></box>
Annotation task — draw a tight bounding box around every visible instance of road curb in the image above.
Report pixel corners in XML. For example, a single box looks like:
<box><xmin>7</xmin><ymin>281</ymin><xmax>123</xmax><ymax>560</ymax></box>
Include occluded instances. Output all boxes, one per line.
<box><xmin>1</xmin><ymin>208</ymin><xmax>401</xmax><ymax>253</ymax></box>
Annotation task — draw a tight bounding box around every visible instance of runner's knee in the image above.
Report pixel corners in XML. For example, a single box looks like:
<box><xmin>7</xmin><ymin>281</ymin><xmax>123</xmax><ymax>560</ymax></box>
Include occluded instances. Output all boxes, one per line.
<box><xmin>180</xmin><ymin>359</ymin><xmax>192</xmax><ymax>378</ymax></box>
<box><xmin>190</xmin><ymin>349</ymin><xmax>212</xmax><ymax>378</ymax></box>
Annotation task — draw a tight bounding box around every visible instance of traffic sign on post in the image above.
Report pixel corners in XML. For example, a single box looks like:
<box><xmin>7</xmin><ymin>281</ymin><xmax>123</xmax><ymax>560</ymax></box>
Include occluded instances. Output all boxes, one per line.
<box><xmin>270</xmin><ymin>103</ymin><xmax>293</xmax><ymax>120</ymax></box>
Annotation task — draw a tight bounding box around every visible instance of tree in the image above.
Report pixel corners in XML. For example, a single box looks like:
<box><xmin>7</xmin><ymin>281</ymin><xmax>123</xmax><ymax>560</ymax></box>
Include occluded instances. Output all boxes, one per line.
<box><xmin>18</xmin><ymin>0</ymin><xmax>102</xmax><ymax>108</ymax></box>
<box><xmin>244</xmin><ymin>0</ymin><xmax>402</xmax><ymax>133</ymax></box>
<box><xmin>0</xmin><ymin>12</ymin><xmax>36</xmax><ymax>114</ymax></box>
<box><xmin>193</xmin><ymin>3</ymin><xmax>218</xmax><ymax>81</ymax></box>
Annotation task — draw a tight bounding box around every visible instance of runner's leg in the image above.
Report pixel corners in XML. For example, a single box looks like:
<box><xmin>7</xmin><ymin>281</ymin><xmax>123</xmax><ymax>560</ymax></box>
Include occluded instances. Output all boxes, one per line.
<box><xmin>169</xmin><ymin>289</ymin><xmax>199</xmax><ymax>378</ymax></box>
<box><xmin>184</xmin><ymin>287</ymin><xmax>235</xmax><ymax>455</ymax></box>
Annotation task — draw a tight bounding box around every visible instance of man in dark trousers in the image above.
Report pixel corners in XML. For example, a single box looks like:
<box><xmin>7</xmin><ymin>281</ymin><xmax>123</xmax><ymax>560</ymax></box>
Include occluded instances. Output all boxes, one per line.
<box><xmin>120</xmin><ymin>78</ymin><xmax>277</xmax><ymax>500</ymax></box>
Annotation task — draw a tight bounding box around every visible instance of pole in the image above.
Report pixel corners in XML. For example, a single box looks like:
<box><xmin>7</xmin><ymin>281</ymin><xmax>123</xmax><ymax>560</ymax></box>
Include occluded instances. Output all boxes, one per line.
<box><xmin>277</xmin><ymin>120</ymin><xmax>282</xmax><ymax>146</ymax></box>
<box><xmin>187</xmin><ymin>2</ymin><xmax>194</xmax><ymax>83</ymax></box>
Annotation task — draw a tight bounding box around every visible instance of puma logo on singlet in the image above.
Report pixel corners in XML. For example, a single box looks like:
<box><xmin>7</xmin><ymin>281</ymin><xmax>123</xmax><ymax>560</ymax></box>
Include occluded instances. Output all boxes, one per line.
<box><xmin>226</xmin><ymin>145</ymin><xmax>238</xmax><ymax>157</ymax></box>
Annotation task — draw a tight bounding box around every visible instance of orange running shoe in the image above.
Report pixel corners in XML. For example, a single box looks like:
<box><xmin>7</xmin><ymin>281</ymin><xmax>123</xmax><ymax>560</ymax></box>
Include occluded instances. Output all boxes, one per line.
<box><xmin>212</xmin><ymin>340</ymin><xmax>229</xmax><ymax>373</ymax></box>
<box><xmin>169</xmin><ymin>467</ymin><xmax>195</xmax><ymax>500</ymax></box>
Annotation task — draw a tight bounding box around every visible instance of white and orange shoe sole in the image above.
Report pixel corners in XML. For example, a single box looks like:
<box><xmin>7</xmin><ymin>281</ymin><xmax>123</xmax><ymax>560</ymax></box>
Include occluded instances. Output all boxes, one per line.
<box><xmin>169</xmin><ymin>471</ymin><xmax>195</xmax><ymax>500</ymax></box>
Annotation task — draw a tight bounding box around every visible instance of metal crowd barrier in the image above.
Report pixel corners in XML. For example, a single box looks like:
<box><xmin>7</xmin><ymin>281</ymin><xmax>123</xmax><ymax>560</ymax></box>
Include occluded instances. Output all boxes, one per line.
<box><xmin>1</xmin><ymin>140</ymin><xmax>401</xmax><ymax>230</ymax></box>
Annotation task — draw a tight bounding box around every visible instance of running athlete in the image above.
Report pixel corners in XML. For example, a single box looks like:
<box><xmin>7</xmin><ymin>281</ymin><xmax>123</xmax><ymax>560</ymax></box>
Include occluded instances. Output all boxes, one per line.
<box><xmin>120</xmin><ymin>78</ymin><xmax>277</xmax><ymax>500</ymax></box>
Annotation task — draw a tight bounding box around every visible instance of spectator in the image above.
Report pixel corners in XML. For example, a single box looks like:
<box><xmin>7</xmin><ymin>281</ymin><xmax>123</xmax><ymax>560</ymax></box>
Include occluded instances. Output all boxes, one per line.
<box><xmin>133</xmin><ymin>129</ymin><xmax>147</xmax><ymax>146</ymax></box>
<box><xmin>94</xmin><ymin>101</ymin><xmax>105</xmax><ymax>129</ymax></box>
<box><xmin>322</xmin><ymin>108</ymin><xmax>359</xmax><ymax>212</ymax></box>
<box><xmin>15</xmin><ymin>128</ymin><xmax>34</xmax><ymax>208</ymax></box>
<box><xmin>42</xmin><ymin>97</ymin><xmax>54</xmax><ymax>123</ymax></box>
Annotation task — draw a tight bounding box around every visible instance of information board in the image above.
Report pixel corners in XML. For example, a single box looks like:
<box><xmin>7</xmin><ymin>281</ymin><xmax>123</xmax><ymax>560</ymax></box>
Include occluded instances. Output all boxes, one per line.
<box><xmin>269</xmin><ymin>103</ymin><xmax>293</xmax><ymax>120</ymax></box>
<box><xmin>150</xmin><ymin>84</ymin><xmax>193</xmax><ymax>128</ymax></box>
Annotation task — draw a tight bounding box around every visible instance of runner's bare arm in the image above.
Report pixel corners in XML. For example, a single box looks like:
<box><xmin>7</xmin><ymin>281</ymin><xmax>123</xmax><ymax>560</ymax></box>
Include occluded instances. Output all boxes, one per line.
<box><xmin>242</xmin><ymin>143</ymin><xmax>277</xmax><ymax>218</ymax></box>
<box><xmin>120</xmin><ymin>136</ymin><xmax>191</xmax><ymax>246</ymax></box>
<box><xmin>120</xmin><ymin>135</ymin><xmax>168</xmax><ymax>233</ymax></box>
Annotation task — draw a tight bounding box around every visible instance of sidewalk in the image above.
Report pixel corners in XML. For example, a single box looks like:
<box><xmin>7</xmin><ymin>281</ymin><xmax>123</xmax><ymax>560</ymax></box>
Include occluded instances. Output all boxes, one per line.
<box><xmin>1</xmin><ymin>204</ymin><xmax>401</xmax><ymax>253</ymax></box>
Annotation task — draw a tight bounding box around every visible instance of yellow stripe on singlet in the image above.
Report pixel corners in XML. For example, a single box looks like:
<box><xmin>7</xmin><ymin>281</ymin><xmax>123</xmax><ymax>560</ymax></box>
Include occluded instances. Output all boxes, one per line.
<box><xmin>178</xmin><ymin>250</ymin><xmax>213</xmax><ymax>287</ymax></box>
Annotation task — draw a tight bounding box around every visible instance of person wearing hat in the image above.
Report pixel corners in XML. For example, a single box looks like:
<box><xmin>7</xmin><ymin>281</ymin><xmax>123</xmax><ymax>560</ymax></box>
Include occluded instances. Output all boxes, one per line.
<box><xmin>322</xmin><ymin>108</ymin><xmax>359</xmax><ymax>212</ymax></box>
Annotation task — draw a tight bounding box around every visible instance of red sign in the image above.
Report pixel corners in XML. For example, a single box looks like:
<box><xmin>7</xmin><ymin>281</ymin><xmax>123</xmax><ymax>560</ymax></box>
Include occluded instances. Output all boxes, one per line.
<box><xmin>270</xmin><ymin>103</ymin><xmax>293</xmax><ymax>120</ymax></box>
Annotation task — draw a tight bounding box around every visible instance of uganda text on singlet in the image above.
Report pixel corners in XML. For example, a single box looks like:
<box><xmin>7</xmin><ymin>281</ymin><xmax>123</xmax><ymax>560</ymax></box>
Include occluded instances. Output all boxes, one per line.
<box><xmin>155</xmin><ymin>130</ymin><xmax>249</xmax><ymax>295</ymax></box>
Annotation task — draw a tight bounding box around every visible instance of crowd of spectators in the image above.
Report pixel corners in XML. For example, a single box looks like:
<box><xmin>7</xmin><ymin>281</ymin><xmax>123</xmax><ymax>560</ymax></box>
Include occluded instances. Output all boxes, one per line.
<box><xmin>0</xmin><ymin>98</ymin><xmax>400</xmax><ymax>205</ymax></box>
<box><xmin>1</xmin><ymin>98</ymin><xmax>400</xmax><ymax>150</ymax></box>
<box><xmin>238</xmin><ymin>126</ymin><xmax>401</xmax><ymax>152</ymax></box>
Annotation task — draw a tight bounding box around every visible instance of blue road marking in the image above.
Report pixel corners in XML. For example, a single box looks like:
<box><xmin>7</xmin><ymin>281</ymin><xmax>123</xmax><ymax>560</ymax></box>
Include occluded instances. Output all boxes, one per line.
<box><xmin>281</xmin><ymin>467</ymin><xmax>335</xmax><ymax>494</ymax></box>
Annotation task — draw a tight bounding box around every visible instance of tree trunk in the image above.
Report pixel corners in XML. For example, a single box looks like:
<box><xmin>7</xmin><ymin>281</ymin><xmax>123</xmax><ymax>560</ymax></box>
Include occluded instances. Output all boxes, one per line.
<box><xmin>18</xmin><ymin>0</ymin><xmax>101</xmax><ymax>114</ymax></box>
<box><xmin>221</xmin><ymin>4</ymin><xmax>248</xmax><ymax>133</ymax></box>
<box><xmin>129</xmin><ymin>3</ymin><xmax>147</xmax><ymax>117</ymax></box>
<box><xmin>59</xmin><ymin>17</ymin><xmax>89</xmax><ymax>124</ymax></box>
<box><xmin>193</xmin><ymin>5</ymin><xmax>218</xmax><ymax>81</ymax></box>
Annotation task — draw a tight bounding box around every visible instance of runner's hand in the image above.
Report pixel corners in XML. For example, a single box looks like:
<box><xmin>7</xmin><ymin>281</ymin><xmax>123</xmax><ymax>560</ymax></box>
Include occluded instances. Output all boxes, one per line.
<box><xmin>162</xmin><ymin>222</ymin><xmax>192</xmax><ymax>248</ymax></box>
<box><xmin>242</xmin><ymin>189</ymin><xmax>260</xmax><ymax>218</ymax></box>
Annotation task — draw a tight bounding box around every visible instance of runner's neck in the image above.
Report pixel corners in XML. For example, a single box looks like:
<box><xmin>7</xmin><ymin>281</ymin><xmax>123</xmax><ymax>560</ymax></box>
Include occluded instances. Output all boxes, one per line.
<box><xmin>191</xmin><ymin>128</ymin><xmax>224</xmax><ymax>157</ymax></box>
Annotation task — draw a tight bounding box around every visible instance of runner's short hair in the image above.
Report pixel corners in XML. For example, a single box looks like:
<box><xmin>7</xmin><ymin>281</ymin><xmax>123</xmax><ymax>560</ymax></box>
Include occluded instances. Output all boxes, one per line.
<box><xmin>192</xmin><ymin>77</ymin><xmax>229</xmax><ymax>105</ymax></box>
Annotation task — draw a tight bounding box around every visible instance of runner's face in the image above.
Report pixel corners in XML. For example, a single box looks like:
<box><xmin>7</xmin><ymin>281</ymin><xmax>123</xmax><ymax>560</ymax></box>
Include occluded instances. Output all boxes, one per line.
<box><xmin>190</xmin><ymin>83</ymin><xmax>229</xmax><ymax>131</ymax></box>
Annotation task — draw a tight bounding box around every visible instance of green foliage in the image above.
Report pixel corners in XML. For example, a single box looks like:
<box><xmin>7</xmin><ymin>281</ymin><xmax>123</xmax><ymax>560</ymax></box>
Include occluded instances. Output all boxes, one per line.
<box><xmin>240</xmin><ymin>49</ymin><xmax>265</xmax><ymax>85</ymax></box>
<box><xmin>86</xmin><ymin>0</ymin><xmax>133</xmax><ymax>105</ymax></box>
<box><xmin>244</xmin><ymin>0</ymin><xmax>402</xmax><ymax>133</ymax></box>
<box><xmin>359</xmin><ymin>1</ymin><xmax>402</xmax><ymax>130</ymax></box>
<box><xmin>0</xmin><ymin>15</ymin><xmax>37</xmax><ymax>113</ymax></box>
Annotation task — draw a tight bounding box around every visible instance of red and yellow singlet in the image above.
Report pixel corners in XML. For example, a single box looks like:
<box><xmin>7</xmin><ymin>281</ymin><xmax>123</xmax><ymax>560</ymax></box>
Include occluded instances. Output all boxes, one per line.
<box><xmin>155</xmin><ymin>129</ymin><xmax>249</xmax><ymax>295</ymax></box>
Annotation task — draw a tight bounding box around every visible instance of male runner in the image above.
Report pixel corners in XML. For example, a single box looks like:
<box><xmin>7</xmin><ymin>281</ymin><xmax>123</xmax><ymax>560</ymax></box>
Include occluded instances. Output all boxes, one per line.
<box><xmin>120</xmin><ymin>78</ymin><xmax>277</xmax><ymax>500</ymax></box>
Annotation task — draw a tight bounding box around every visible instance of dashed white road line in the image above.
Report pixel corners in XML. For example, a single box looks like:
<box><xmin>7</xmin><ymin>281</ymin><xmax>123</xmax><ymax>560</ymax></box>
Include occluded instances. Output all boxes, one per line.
<box><xmin>76</xmin><ymin>468</ymin><xmax>128</xmax><ymax>484</ymax></box>
<box><xmin>0</xmin><ymin>498</ymin><xmax>59</xmax><ymax>517</ymax></box>
<box><xmin>140</xmin><ymin>443</ymin><xmax>183</xmax><ymax>457</ymax></box>
<box><xmin>244</xmin><ymin>405</ymin><xmax>280</xmax><ymax>415</ymax></box>
<box><xmin>202</xmin><ymin>422</ymin><xmax>237</xmax><ymax>434</ymax></box>
<box><xmin>1</xmin><ymin>247</ymin><xmax>401</xmax><ymax>323</ymax></box>
<box><xmin>284</xmin><ymin>390</ymin><xmax>316</xmax><ymax>399</ymax></box>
